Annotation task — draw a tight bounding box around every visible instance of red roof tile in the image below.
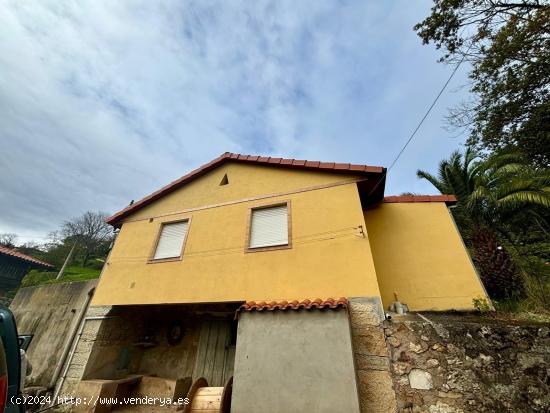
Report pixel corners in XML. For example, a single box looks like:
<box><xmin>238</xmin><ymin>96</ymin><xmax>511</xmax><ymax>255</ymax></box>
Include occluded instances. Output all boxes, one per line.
<box><xmin>236</xmin><ymin>297</ymin><xmax>348</xmax><ymax>318</ymax></box>
<box><xmin>384</xmin><ymin>195</ymin><xmax>457</xmax><ymax>205</ymax></box>
<box><xmin>106</xmin><ymin>153</ymin><xmax>385</xmax><ymax>227</ymax></box>
<box><xmin>0</xmin><ymin>245</ymin><xmax>53</xmax><ymax>268</ymax></box>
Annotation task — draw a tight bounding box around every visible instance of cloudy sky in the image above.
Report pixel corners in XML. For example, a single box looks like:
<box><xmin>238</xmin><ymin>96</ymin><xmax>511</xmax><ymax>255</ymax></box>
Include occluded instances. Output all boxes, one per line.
<box><xmin>1</xmin><ymin>1</ymin><xmax>471</xmax><ymax>243</ymax></box>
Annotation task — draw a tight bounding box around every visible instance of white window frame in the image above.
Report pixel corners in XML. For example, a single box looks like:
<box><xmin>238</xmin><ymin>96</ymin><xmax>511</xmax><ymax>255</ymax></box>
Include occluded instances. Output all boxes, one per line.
<box><xmin>149</xmin><ymin>218</ymin><xmax>191</xmax><ymax>263</ymax></box>
<box><xmin>246</xmin><ymin>201</ymin><xmax>292</xmax><ymax>252</ymax></box>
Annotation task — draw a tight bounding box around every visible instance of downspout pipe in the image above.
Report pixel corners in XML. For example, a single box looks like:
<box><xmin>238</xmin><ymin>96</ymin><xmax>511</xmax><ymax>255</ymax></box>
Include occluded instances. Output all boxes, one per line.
<box><xmin>48</xmin><ymin>287</ymin><xmax>95</xmax><ymax>390</ymax></box>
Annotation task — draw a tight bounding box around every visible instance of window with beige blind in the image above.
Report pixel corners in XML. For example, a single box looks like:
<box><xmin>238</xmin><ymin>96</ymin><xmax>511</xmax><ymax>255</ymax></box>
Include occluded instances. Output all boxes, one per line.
<box><xmin>152</xmin><ymin>220</ymin><xmax>189</xmax><ymax>260</ymax></box>
<box><xmin>248</xmin><ymin>203</ymin><xmax>290</xmax><ymax>250</ymax></box>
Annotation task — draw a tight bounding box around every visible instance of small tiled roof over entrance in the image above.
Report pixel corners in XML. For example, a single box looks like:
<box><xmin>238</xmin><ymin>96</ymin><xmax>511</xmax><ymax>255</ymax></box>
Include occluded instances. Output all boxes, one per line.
<box><xmin>236</xmin><ymin>298</ymin><xmax>348</xmax><ymax>318</ymax></box>
<box><xmin>106</xmin><ymin>153</ymin><xmax>385</xmax><ymax>227</ymax></box>
<box><xmin>0</xmin><ymin>245</ymin><xmax>53</xmax><ymax>268</ymax></box>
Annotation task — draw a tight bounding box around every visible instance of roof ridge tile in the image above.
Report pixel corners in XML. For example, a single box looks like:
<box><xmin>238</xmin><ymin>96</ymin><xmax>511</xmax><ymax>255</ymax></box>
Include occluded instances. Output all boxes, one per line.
<box><xmin>106</xmin><ymin>153</ymin><xmax>385</xmax><ymax>227</ymax></box>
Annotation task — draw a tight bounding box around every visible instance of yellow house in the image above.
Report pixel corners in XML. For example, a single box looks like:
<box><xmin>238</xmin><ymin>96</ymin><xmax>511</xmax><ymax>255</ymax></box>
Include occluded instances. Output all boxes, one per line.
<box><xmin>94</xmin><ymin>152</ymin><xmax>487</xmax><ymax>311</ymax></box>
<box><xmin>65</xmin><ymin>153</ymin><xmax>489</xmax><ymax>412</ymax></box>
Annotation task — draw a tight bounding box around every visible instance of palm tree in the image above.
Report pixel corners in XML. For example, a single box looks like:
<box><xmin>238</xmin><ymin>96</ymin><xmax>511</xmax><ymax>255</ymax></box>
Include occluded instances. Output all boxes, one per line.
<box><xmin>467</xmin><ymin>152</ymin><xmax>550</xmax><ymax>224</ymax></box>
<box><xmin>417</xmin><ymin>149</ymin><xmax>550</xmax><ymax>301</ymax></box>
<box><xmin>416</xmin><ymin>147</ymin><xmax>480</xmax><ymax>204</ymax></box>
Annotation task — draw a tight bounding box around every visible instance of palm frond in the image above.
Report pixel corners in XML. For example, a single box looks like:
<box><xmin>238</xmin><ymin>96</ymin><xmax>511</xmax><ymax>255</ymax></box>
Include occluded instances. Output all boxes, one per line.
<box><xmin>463</xmin><ymin>147</ymin><xmax>481</xmax><ymax>168</ymax></box>
<box><xmin>416</xmin><ymin>170</ymin><xmax>449</xmax><ymax>194</ymax></box>
<box><xmin>497</xmin><ymin>191</ymin><xmax>550</xmax><ymax>210</ymax></box>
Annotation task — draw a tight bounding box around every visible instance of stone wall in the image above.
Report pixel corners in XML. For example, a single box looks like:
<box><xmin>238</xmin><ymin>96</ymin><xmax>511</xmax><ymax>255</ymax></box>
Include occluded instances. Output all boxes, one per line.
<box><xmin>10</xmin><ymin>280</ymin><xmax>97</xmax><ymax>388</ymax></box>
<box><xmin>349</xmin><ymin>297</ymin><xmax>397</xmax><ymax>413</ymax></box>
<box><xmin>384</xmin><ymin>314</ymin><xmax>550</xmax><ymax>412</ymax></box>
<box><xmin>59</xmin><ymin>305</ymin><xmax>113</xmax><ymax>398</ymax></box>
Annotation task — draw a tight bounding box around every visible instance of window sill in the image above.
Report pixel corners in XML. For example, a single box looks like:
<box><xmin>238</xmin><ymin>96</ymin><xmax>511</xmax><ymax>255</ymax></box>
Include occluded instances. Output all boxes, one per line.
<box><xmin>245</xmin><ymin>244</ymin><xmax>292</xmax><ymax>253</ymax></box>
<box><xmin>147</xmin><ymin>256</ymin><xmax>183</xmax><ymax>264</ymax></box>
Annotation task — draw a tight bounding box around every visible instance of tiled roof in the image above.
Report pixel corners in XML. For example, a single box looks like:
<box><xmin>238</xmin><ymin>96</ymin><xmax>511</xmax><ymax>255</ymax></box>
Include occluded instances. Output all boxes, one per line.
<box><xmin>106</xmin><ymin>153</ymin><xmax>385</xmax><ymax>227</ymax></box>
<box><xmin>236</xmin><ymin>297</ymin><xmax>348</xmax><ymax>318</ymax></box>
<box><xmin>0</xmin><ymin>245</ymin><xmax>53</xmax><ymax>268</ymax></box>
<box><xmin>384</xmin><ymin>195</ymin><xmax>457</xmax><ymax>205</ymax></box>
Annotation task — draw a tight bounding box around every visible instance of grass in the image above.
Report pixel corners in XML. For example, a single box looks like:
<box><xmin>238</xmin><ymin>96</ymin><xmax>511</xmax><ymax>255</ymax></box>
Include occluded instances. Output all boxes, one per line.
<box><xmin>492</xmin><ymin>299</ymin><xmax>550</xmax><ymax>323</ymax></box>
<box><xmin>21</xmin><ymin>265</ymin><xmax>102</xmax><ymax>288</ymax></box>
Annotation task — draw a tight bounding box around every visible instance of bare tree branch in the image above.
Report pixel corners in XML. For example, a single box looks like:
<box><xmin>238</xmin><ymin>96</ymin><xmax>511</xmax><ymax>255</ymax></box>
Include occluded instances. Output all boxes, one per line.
<box><xmin>0</xmin><ymin>233</ymin><xmax>18</xmax><ymax>248</ymax></box>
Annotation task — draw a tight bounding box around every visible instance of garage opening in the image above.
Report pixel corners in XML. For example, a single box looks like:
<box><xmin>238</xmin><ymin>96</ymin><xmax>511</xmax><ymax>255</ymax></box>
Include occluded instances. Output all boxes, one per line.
<box><xmin>77</xmin><ymin>303</ymin><xmax>238</xmax><ymax>410</ymax></box>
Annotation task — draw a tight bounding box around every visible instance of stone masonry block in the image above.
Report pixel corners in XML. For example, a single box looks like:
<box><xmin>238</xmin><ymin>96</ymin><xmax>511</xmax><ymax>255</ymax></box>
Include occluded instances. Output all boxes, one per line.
<box><xmin>60</xmin><ymin>378</ymin><xmax>80</xmax><ymax>398</ymax></box>
<box><xmin>349</xmin><ymin>297</ymin><xmax>385</xmax><ymax>329</ymax></box>
<box><xmin>352</xmin><ymin>327</ymin><xmax>389</xmax><ymax>357</ymax></box>
<box><xmin>356</xmin><ymin>369</ymin><xmax>397</xmax><ymax>413</ymax></box>
<box><xmin>66</xmin><ymin>365</ymin><xmax>86</xmax><ymax>379</ymax></box>
<box><xmin>70</xmin><ymin>353</ymin><xmax>90</xmax><ymax>366</ymax></box>
<box><xmin>355</xmin><ymin>354</ymin><xmax>390</xmax><ymax>371</ymax></box>
<box><xmin>85</xmin><ymin>305</ymin><xmax>113</xmax><ymax>318</ymax></box>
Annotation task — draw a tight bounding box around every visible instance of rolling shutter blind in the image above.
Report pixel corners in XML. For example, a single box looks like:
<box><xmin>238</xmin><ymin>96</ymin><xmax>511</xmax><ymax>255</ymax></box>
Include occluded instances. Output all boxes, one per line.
<box><xmin>249</xmin><ymin>205</ymin><xmax>288</xmax><ymax>248</ymax></box>
<box><xmin>153</xmin><ymin>221</ymin><xmax>189</xmax><ymax>259</ymax></box>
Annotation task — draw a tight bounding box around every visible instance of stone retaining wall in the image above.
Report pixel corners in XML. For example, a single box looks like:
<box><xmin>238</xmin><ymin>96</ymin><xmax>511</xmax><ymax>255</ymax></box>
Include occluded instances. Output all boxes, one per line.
<box><xmin>384</xmin><ymin>315</ymin><xmax>550</xmax><ymax>412</ymax></box>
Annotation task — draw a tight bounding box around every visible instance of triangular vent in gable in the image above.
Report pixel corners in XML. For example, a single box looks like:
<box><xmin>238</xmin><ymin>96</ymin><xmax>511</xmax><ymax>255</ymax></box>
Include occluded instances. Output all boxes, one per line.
<box><xmin>219</xmin><ymin>174</ymin><xmax>229</xmax><ymax>186</ymax></box>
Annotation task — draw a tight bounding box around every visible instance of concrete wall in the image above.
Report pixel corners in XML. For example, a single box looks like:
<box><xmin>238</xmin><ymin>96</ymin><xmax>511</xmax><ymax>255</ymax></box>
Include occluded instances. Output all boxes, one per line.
<box><xmin>231</xmin><ymin>309</ymin><xmax>361</xmax><ymax>413</ymax></box>
<box><xmin>364</xmin><ymin>202</ymin><xmax>488</xmax><ymax>311</ymax></box>
<box><xmin>10</xmin><ymin>280</ymin><xmax>97</xmax><ymax>387</ymax></box>
<box><xmin>93</xmin><ymin>163</ymin><xmax>382</xmax><ymax>306</ymax></box>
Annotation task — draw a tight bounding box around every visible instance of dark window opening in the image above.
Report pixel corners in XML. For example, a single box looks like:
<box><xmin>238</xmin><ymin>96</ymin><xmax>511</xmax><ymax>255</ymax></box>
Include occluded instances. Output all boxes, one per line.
<box><xmin>219</xmin><ymin>174</ymin><xmax>229</xmax><ymax>186</ymax></box>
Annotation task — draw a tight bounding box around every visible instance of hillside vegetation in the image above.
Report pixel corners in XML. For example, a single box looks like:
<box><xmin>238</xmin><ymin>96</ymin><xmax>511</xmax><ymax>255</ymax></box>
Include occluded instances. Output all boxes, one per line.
<box><xmin>21</xmin><ymin>266</ymin><xmax>101</xmax><ymax>288</ymax></box>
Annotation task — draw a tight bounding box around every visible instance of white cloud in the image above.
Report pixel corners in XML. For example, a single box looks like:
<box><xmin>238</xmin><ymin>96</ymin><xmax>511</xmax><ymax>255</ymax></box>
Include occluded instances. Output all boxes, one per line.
<box><xmin>0</xmin><ymin>0</ymin><xmax>472</xmax><ymax>242</ymax></box>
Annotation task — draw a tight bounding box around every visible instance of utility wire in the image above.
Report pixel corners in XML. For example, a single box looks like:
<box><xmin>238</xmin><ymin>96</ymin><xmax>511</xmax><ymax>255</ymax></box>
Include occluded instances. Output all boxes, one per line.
<box><xmin>26</xmin><ymin>54</ymin><xmax>469</xmax><ymax>248</ymax></box>
<box><xmin>368</xmin><ymin>45</ymin><xmax>472</xmax><ymax>197</ymax></box>
<box><xmin>107</xmin><ymin>226</ymin><xmax>363</xmax><ymax>263</ymax></box>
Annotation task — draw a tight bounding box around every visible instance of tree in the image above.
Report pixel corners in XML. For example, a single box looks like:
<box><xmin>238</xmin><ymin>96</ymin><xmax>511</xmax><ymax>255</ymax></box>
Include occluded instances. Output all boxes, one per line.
<box><xmin>416</xmin><ymin>147</ymin><xmax>481</xmax><ymax>232</ymax></box>
<box><xmin>467</xmin><ymin>151</ymin><xmax>550</xmax><ymax>221</ymax></box>
<box><xmin>0</xmin><ymin>233</ymin><xmax>18</xmax><ymax>248</ymax></box>
<box><xmin>415</xmin><ymin>1</ymin><xmax>550</xmax><ymax>166</ymax></box>
<box><xmin>61</xmin><ymin>211</ymin><xmax>113</xmax><ymax>267</ymax></box>
<box><xmin>416</xmin><ymin>147</ymin><xmax>480</xmax><ymax>203</ymax></box>
<box><xmin>417</xmin><ymin>149</ymin><xmax>550</xmax><ymax>301</ymax></box>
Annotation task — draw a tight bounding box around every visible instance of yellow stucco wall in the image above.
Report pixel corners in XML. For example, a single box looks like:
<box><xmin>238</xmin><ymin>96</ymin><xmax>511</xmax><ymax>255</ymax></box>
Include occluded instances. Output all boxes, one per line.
<box><xmin>364</xmin><ymin>202</ymin><xmax>489</xmax><ymax>311</ymax></box>
<box><xmin>93</xmin><ymin>163</ymin><xmax>382</xmax><ymax>305</ymax></box>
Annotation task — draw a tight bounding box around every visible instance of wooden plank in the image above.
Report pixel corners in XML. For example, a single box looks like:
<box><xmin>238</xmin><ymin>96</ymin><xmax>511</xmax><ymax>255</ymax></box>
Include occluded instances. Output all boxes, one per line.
<box><xmin>191</xmin><ymin>397</ymin><xmax>221</xmax><ymax>410</ymax></box>
<box><xmin>190</xmin><ymin>386</ymin><xmax>223</xmax><ymax>411</ymax></box>
<box><xmin>184</xmin><ymin>319</ymin><xmax>201</xmax><ymax>378</ymax></box>
<box><xmin>202</xmin><ymin>321</ymin><xmax>217</xmax><ymax>383</ymax></box>
<box><xmin>193</xmin><ymin>387</ymin><xmax>224</xmax><ymax>395</ymax></box>
<box><xmin>189</xmin><ymin>410</ymin><xmax>219</xmax><ymax>413</ymax></box>
<box><xmin>222</xmin><ymin>345</ymin><xmax>235</xmax><ymax>384</ymax></box>
<box><xmin>194</xmin><ymin>320</ymin><xmax>213</xmax><ymax>381</ymax></box>
<box><xmin>193</xmin><ymin>320</ymin><xmax>233</xmax><ymax>386</ymax></box>
<box><xmin>211</xmin><ymin>322</ymin><xmax>229</xmax><ymax>386</ymax></box>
